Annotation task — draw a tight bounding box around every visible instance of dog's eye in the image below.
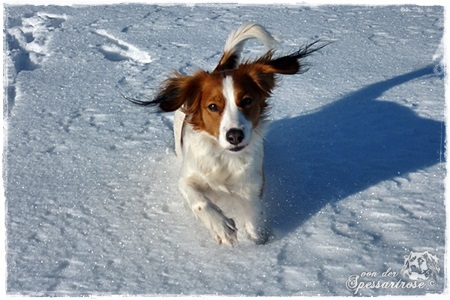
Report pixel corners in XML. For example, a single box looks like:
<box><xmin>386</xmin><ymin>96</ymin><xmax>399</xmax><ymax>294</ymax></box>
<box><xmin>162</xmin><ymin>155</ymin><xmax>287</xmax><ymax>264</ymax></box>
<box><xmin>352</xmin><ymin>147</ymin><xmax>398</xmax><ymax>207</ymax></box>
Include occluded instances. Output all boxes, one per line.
<box><xmin>241</xmin><ymin>97</ymin><xmax>253</xmax><ymax>107</ymax></box>
<box><xmin>207</xmin><ymin>103</ymin><xmax>220</xmax><ymax>112</ymax></box>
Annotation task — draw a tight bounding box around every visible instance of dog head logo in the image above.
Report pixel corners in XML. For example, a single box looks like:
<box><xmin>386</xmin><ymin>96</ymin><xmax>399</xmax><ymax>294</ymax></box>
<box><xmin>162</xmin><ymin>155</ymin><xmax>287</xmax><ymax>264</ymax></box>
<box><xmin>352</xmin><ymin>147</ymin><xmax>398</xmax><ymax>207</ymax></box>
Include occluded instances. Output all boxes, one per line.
<box><xmin>401</xmin><ymin>251</ymin><xmax>440</xmax><ymax>281</ymax></box>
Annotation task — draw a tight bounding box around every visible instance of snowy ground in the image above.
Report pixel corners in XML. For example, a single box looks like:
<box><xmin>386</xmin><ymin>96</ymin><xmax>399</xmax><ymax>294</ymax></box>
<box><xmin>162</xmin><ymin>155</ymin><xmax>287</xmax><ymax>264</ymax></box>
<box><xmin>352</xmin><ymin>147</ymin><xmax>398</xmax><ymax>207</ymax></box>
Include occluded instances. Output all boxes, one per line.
<box><xmin>2</xmin><ymin>2</ymin><xmax>447</xmax><ymax>297</ymax></box>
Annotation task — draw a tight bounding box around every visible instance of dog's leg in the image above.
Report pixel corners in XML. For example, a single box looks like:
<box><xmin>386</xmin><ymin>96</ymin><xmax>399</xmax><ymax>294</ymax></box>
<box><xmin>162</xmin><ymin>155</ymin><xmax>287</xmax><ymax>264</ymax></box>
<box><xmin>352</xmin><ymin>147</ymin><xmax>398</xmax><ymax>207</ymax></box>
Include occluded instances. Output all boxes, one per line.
<box><xmin>239</xmin><ymin>164</ymin><xmax>270</xmax><ymax>244</ymax></box>
<box><xmin>242</xmin><ymin>196</ymin><xmax>270</xmax><ymax>245</ymax></box>
<box><xmin>173</xmin><ymin>109</ymin><xmax>185</xmax><ymax>159</ymax></box>
<box><xmin>179</xmin><ymin>177</ymin><xmax>238</xmax><ymax>246</ymax></box>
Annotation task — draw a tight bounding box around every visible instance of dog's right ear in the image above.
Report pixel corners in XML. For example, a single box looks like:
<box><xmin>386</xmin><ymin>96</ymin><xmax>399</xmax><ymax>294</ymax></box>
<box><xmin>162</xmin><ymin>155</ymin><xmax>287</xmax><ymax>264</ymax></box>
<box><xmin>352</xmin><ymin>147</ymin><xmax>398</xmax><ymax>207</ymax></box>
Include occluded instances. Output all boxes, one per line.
<box><xmin>155</xmin><ymin>73</ymin><xmax>201</xmax><ymax>112</ymax></box>
<box><xmin>126</xmin><ymin>72</ymin><xmax>199</xmax><ymax>112</ymax></box>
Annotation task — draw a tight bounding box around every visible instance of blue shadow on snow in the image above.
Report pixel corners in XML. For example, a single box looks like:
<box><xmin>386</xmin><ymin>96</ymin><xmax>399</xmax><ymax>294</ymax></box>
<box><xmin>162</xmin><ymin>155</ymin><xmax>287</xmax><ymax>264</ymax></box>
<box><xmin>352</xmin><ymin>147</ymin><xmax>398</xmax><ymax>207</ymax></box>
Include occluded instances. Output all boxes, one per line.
<box><xmin>264</xmin><ymin>66</ymin><xmax>445</xmax><ymax>235</ymax></box>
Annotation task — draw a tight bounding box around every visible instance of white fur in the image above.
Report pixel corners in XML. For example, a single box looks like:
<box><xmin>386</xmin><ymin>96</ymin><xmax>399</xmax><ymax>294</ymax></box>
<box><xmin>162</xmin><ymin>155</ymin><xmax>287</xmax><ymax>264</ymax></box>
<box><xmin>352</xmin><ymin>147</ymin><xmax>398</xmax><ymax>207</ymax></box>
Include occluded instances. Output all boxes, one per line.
<box><xmin>223</xmin><ymin>23</ymin><xmax>279</xmax><ymax>63</ymax></box>
<box><xmin>173</xmin><ymin>23</ymin><xmax>274</xmax><ymax>246</ymax></box>
<box><xmin>176</xmin><ymin>118</ymin><xmax>267</xmax><ymax>246</ymax></box>
<box><xmin>173</xmin><ymin>109</ymin><xmax>185</xmax><ymax>159</ymax></box>
<box><xmin>219</xmin><ymin>76</ymin><xmax>252</xmax><ymax>150</ymax></box>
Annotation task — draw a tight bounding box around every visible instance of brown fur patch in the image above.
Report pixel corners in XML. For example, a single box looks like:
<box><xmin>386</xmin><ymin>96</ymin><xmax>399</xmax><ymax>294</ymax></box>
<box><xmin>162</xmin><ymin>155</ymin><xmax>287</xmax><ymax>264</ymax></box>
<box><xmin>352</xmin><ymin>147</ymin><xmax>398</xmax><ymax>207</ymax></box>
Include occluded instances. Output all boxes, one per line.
<box><xmin>186</xmin><ymin>72</ymin><xmax>226</xmax><ymax>139</ymax></box>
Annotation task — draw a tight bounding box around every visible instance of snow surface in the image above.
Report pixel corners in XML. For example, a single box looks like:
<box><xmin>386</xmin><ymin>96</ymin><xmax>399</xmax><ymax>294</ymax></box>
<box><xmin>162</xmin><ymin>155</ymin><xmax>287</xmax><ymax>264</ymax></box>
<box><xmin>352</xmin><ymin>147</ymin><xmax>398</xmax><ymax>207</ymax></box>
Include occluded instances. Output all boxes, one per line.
<box><xmin>2</xmin><ymin>3</ymin><xmax>447</xmax><ymax>297</ymax></box>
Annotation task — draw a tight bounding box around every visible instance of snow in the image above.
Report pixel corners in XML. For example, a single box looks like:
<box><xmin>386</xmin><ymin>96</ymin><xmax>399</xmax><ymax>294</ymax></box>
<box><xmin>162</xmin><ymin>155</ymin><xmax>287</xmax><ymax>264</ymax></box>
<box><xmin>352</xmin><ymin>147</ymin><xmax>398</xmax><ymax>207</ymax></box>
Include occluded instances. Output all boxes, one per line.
<box><xmin>2</xmin><ymin>2</ymin><xmax>447</xmax><ymax>297</ymax></box>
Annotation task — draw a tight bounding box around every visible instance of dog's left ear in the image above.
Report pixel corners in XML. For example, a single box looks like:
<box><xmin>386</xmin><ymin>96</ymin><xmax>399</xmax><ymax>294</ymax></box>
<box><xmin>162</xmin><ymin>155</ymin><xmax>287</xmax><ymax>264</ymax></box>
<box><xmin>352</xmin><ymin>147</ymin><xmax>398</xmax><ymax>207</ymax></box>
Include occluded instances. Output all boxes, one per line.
<box><xmin>244</xmin><ymin>40</ymin><xmax>329</xmax><ymax>95</ymax></box>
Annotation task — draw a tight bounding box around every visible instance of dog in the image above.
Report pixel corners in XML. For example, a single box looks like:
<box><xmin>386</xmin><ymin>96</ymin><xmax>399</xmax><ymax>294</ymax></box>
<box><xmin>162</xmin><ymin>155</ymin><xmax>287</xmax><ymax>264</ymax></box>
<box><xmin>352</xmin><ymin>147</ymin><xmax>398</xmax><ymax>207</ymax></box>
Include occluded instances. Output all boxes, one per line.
<box><xmin>128</xmin><ymin>23</ymin><xmax>327</xmax><ymax>246</ymax></box>
<box><xmin>401</xmin><ymin>251</ymin><xmax>440</xmax><ymax>281</ymax></box>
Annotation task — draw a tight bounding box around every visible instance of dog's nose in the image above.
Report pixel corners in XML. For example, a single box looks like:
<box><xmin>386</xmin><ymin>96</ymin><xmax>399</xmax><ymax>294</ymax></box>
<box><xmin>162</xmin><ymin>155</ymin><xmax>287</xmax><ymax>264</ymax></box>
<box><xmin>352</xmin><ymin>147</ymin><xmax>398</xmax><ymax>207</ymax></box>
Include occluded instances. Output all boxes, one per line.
<box><xmin>226</xmin><ymin>128</ymin><xmax>244</xmax><ymax>145</ymax></box>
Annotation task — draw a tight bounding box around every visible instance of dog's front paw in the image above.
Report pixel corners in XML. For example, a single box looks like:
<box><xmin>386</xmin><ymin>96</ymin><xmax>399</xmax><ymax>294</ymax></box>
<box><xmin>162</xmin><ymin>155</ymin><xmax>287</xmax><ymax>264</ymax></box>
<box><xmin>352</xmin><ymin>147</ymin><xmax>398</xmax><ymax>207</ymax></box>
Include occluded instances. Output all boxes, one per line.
<box><xmin>194</xmin><ymin>202</ymin><xmax>238</xmax><ymax>246</ymax></box>
<box><xmin>212</xmin><ymin>216</ymin><xmax>238</xmax><ymax>247</ymax></box>
<box><xmin>246</xmin><ymin>222</ymin><xmax>270</xmax><ymax>245</ymax></box>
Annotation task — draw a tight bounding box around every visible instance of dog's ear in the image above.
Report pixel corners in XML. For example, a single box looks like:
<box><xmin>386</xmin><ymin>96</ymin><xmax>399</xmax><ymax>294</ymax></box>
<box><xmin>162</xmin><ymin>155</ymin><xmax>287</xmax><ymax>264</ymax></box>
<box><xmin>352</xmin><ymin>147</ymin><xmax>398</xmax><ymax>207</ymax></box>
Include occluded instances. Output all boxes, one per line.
<box><xmin>154</xmin><ymin>73</ymin><xmax>200</xmax><ymax>112</ymax></box>
<box><xmin>424</xmin><ymin>252</ymin><xmax>440</xmax><ymax>272</ymax></box>
<box><xmin>127</xmin><ymin>72</ymin><xmax>200</xmax><ymax>112</ymax></box>
<box><xmin>267</xmin><ymin>40</ymin><xmax>330</xmax><ymax>74</ymax></box>
<box><xmin>242</xmin><ymin>40</ymin><xmax>330</xmax><ymax>95</ymax></box>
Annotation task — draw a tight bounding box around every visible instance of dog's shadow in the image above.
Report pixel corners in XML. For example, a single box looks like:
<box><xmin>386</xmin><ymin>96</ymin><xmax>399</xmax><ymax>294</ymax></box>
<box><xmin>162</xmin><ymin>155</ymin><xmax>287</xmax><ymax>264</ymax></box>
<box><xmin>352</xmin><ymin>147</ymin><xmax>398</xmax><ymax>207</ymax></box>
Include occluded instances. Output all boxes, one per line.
<box><xmin>264</xmin><ymin>66</ymin><xmax>445</xmax><ymax>235</ymax></box>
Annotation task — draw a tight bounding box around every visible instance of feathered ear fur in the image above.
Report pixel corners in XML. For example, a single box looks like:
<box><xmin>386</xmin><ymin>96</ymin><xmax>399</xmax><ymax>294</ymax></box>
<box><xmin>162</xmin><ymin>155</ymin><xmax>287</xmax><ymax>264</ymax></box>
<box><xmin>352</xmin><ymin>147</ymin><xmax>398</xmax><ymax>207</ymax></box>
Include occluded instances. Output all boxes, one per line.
<box><xmin>241</xmin><ymin>40</ymin><xmax>330</xmax><ymax>95</ymax></box>
<box><xmin>126</xmin><ymin>72</ymin><xmax>200</xmax><ymax>112</ymax></box>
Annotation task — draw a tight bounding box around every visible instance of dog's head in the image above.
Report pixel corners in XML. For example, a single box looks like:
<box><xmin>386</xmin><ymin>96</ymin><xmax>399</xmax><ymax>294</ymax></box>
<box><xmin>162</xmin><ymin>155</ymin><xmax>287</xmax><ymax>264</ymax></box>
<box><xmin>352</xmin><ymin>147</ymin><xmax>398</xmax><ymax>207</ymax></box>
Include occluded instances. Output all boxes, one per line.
<box><xmin>401</xmin><ymin>251</ymin><xmax>440</xmax><ymax>281</ymax></box>
<box><xmin>128</xmin><ymin>24</ymin><xmax>327</xmax><ymax>152</ymax></box>
<box><xmin>154</xmin><ymin>49</ymin><xmax>316</xmax><ymax>152</ymax></box>
<box><xmin>153</xmin><ymin>44</ymin><xmax>325</xmax><ymax>152</ymax></box>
